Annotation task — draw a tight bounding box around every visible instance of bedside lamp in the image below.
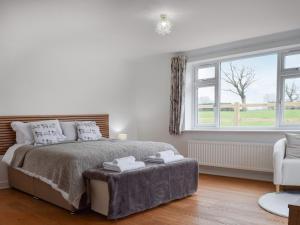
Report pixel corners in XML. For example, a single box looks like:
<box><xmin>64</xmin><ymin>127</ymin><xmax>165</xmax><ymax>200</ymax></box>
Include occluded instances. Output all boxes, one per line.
<box><xmin>117</xmin><ymin>133</ymin><xmax>127</xmax><ymax>140</ymax></box>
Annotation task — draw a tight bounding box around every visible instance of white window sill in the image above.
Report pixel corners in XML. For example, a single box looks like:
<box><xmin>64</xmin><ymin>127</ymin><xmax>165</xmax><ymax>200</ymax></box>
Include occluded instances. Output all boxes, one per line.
<box><xmin>183</xmin><ymin>128</ymin><xmax>300</xmax><ymax>133</ymax></box>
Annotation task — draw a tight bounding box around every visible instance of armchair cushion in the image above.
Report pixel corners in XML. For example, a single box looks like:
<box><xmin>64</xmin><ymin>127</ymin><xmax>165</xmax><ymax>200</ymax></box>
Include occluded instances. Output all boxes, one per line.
<box><xmin>282</xmin><ymin>159</ymin><xmax>300</xmax><ymax>185</ymax></box>
<box><xmin>285</xmin><ymin>133</ymin><xmax>300</xmax><ymax>159</ymax></box>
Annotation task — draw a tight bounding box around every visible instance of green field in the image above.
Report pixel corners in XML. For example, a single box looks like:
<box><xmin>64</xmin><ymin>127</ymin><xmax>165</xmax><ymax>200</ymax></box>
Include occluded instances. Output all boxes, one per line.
<box><xmin>198</xmin><ymin>109</ymin><xmax>300</xmax><ymax>126</ymax></box>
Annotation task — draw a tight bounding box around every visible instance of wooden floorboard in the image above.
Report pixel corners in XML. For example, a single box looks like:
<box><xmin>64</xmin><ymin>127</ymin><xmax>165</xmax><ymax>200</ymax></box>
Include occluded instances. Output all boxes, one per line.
<box><xmin>0</xmin><ymin>174</ymin><xmax>287</xmax><ymax>225</ymax></box>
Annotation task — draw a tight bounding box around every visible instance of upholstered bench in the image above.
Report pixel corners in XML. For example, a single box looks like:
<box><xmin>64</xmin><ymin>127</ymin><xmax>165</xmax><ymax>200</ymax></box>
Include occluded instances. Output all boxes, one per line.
<box><xmin>83</xmin><ymin>158</ymin><xmax>198</xmax><ymax>219</ymax></box>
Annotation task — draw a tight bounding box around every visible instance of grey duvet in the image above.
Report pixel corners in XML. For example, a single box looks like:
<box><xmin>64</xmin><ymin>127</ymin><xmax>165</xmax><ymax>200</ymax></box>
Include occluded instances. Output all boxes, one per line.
<box><xmin>10</xmin><ymin>139</ymin><xmax>178</xmax><ymax>208</ymax></box>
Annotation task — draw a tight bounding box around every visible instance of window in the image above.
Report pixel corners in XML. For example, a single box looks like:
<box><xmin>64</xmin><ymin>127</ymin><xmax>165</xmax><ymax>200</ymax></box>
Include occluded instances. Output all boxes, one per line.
<box><xmin>282</xmin><ymin>77</ymin><xmax>300</xmax><ymax>125</ymax></box>
<box><xmin>220</xmin><ymin>54</ymin><xmax>277</xmax><ymax>127</ymax></box>
<box><xmin>197</xmin><ymin>86</ymin><xmax>215</xmax><ymax>125</ymax></box>
<box><xmin>190</xmin><ymin>48</ymin><xmax>300</xmax><ymax>130</ymax></box>
<box><xmin>280</xmin><ymin>51</ymin><xmax>300</xmax><ymax>127</ymax></box>
<box><xmin>197</xmin><ymin>67</ymin><xmax>215</xmax><ymax>80</ymax></box>
<box><xmin>194</xmin><ymin>64</ymin><xmax>218</xmax><ymax>127</ymax></box>
<box><xmin>283</xmin><ymin>52</ymin><xmax>300</xmax><ymax>70</ymax></box>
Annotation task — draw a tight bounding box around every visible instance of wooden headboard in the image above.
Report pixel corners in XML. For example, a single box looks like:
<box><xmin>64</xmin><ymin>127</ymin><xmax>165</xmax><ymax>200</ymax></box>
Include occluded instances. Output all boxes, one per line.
<box><xmin>0</xmin><ymin>114</ymin><xmax>109</xmax><ymax>155</ymax></box>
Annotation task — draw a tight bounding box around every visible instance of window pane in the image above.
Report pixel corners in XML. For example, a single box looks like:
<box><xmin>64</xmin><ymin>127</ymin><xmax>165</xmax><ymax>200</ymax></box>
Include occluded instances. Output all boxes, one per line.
<box><xmin>198</xmin><ymin>66</ymin><xmax>215</xmax><ymax>80</ymax></box>
<box><xmin>283</xmin><ymin>78</ymin><xmax>300</xmax><ymax>124</ymax></box>
<box><xmin>197</xmin><ymin>86</ymin><xmax>215</xmax><ymax>125</ymax></box>
<box><xmin>284</xmin><ymin>53</ymin><xmax>300</xmax><ymax>69</ymax></box>
<box><xmin>220</xmin><ymin>54</ymin><xmax>277</xmax><ymax>127</ymax></box>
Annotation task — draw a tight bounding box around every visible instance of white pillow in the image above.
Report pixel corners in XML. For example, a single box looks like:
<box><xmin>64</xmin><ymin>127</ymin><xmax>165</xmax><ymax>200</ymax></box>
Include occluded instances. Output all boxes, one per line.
<box><xmin>31</xmin><ymin>120</ymin><xmax>66</xmax><ymax>145</ymax></box>
<box><xmin>285</xmin><ymin>133</ymin><xmax>300</xmax><ymax>158</ymax></box>
<box><xmin>2</xmin><ymin>143</ymin><xmax>27</xmax><ymax>165</ymax></box>
<box><xmin>60</xmin><ymin>121</ymin><xmax>77</xmax><ymax>141</ymax></box>
<box><xmin>76</xmin><ymin>121</ymin><xmax>102</xmax><ymax>141</ymax></box>
<box><xmin>11</xmin><ymin>121</ymin><xmax>34</xmax><ymax>144</ymax></box>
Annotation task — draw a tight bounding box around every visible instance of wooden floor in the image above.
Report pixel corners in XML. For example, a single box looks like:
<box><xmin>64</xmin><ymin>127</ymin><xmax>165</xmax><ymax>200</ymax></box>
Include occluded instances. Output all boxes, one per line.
<box><xmin>0</xmin><ymin>175</ymin><xmax>287</xmax><ymax>225</ymax></box>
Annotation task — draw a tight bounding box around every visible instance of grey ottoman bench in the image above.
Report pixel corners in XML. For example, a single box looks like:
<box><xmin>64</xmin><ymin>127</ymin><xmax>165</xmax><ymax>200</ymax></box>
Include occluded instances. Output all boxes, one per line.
<box><xmin>83</xmin><ymin>158</ymin><xmax>198</xmax><ymax>219</ymax></box>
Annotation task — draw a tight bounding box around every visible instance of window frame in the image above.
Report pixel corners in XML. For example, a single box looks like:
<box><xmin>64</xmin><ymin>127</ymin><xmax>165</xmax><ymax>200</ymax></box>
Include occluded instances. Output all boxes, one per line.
<box><xmin>281</xmin><ymin>50</ymin><xmax>300</xmax><ymax>74</ymax></box>
<box><xmin>192</xmin><ymin>63</ymin><xmax>219</xmax><ymax>129</ymax></box>
<box><xmin>278</xmin><ymin>49</ymin><xmax>300</xmax><ymax>128</ymax></box>
<box><xmin>191</xmin><ymin>47</ymin><xmax>300</xmax><ymax>130</ymax></box>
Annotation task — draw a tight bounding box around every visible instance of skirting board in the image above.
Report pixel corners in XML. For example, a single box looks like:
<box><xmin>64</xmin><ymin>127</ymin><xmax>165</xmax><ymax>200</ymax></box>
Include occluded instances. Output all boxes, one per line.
<box><xmin>199</xmin><ymin>165</ymin><xmax>273</xmax><ymax>182</ymax></box>
<box><xmin>0</xmin><ymin>180</ymin><xmax>9</xmax><ymax>189</ymax></box>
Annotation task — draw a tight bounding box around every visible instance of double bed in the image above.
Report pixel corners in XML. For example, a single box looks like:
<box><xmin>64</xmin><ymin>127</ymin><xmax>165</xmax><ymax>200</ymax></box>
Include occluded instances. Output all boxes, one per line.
<box><xmin>0</xmin><ymin>114</ymin><xmax>181</xmax><ymax>212</ymax></box>
<box><xmin>1</xmin><ymin>114</ymin><xmax>110</xmax><ymax>212</ymax></box>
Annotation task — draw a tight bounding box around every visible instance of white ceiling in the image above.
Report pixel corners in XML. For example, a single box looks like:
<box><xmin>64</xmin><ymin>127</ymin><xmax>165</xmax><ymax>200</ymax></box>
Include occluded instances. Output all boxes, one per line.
<box><xmin>1</xmin><ymin>0</ymin><xmax>300</xmax><ymax>59</ymax></box>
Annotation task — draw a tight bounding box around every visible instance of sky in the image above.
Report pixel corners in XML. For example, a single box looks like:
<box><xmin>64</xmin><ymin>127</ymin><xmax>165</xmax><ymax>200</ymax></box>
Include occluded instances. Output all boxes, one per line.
<box><xmin>220</xmin><ymin>54</ymin><xmax>277</xmax><ymax>104</ymax></box>
<box><xmin>285</xmin><ymin>54</ymin><xmax>300</xmax><ymax>69</ymax></box>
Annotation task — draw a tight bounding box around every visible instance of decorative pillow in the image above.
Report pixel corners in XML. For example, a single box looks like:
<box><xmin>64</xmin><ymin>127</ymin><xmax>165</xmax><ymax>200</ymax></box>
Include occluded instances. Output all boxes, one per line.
<box><xmin>285</xmin><ymin>133</ymin><xmax>300</xmax><ymax>159</ymax></box>
<box><xmin>11</xmin><ymin>121</ymin><xmax>34</xmax><ymax>144</ymax></box>
<box><xmin>31</xmin><ymin>120</ymin><xmax>66</xmax><ymax>145</ymax></box>
<box><xmin>76</xmin><ymin>121</ymin><xmax>102</xmax><ymax>141</ymax></box>
<box><xmin>60</xmin><ymin>121</ymin><xmax>77</xmax><ymax>141</ymax></box>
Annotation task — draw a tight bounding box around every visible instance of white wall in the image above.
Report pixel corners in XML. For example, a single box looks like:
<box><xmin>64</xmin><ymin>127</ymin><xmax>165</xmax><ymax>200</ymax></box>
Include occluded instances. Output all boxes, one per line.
<box><xmin>0</xmin><ymin>0</ymin><xmax>138</xmax><ymax>187</ymax></box>
<box><xmin>0</xmin><ymin>1</ymin><xmax>137</xmax><ymax>139</ymax></box>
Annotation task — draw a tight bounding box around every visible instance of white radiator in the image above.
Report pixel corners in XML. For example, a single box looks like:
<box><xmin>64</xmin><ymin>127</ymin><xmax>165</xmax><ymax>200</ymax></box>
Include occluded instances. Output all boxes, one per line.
<box><xmin>188</xmin><ymin>140</ymin><xmax>273</xmax><ymax>172</ymax></box>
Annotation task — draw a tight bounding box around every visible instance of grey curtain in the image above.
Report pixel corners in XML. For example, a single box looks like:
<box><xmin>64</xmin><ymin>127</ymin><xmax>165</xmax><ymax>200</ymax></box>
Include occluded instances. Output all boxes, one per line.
<box><xmin>169</xmin><ymin>56</ymin><xmax>187</xmax><ymax>135</ymax></box>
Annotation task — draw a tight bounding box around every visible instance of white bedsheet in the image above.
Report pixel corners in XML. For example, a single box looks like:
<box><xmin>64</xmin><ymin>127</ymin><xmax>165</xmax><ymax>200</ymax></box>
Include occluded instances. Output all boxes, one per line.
<box><xmin>2</xmin><ymin>144</ymin><xmax>26</xmax><ymax>165</ymax></box>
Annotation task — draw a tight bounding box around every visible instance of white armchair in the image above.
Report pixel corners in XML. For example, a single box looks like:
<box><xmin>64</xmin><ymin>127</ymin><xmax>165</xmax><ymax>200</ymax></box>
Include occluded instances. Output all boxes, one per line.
<box><xmin>273</xmin><ymin>138</ymin><xmax>300</xmax><ymax>192</ymax></box>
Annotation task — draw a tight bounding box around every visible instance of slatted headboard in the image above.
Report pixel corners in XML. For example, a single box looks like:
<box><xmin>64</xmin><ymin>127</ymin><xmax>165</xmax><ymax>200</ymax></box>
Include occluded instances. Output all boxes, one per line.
<box><xmin>0</xmin><ymin>114</ymin><xmax>109</xmax><ymax>155</ymax></box>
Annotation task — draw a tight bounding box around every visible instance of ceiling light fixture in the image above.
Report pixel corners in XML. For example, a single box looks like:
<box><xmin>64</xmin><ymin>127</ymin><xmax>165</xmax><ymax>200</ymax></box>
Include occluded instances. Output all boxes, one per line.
<box><xmin>156</xmin><ymin>14</ymin><xmax>172</xmax><ymax>36</ymax></box>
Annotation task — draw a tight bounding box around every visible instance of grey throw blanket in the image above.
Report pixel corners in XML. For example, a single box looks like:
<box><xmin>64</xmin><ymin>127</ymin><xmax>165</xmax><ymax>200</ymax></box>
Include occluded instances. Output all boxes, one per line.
<box><xmin>10</xmin><ymin>139</ymin><xmax>178</xmax><ymax>208</ymax></box>
<box><xmin>83</xmin><ymin>159</ymin><xmax>198</xmax><ymax>219</ymax></box>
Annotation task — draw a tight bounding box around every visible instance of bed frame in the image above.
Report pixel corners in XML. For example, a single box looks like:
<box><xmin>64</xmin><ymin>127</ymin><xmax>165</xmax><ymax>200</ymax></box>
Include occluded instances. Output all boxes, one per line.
<box><xmin>0</xmin><ymin>114</ymin><xmax>109</xmax><ymax>212</ymax></box>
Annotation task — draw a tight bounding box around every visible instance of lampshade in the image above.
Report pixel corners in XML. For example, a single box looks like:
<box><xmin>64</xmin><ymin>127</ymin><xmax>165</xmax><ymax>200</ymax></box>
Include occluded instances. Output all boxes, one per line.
<box><xmin>117</xmin><ymin>133</ymin><xmax>127</xmax><ymax>140</ymax></box>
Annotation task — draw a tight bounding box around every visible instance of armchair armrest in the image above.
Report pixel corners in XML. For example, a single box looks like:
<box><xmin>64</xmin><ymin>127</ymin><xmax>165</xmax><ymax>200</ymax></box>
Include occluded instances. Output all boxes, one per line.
<box><xmin>273</xmin><ymin>138</ymin><xmax>286</xmax><ymax>185</ymax></box>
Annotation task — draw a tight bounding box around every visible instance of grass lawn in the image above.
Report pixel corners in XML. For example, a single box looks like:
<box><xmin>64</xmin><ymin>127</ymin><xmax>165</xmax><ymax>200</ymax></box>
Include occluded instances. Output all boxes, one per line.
<box><xmin>198</xmin><ymin>109</ymin><xmax>300</xmax><ymax>126</ymax></box>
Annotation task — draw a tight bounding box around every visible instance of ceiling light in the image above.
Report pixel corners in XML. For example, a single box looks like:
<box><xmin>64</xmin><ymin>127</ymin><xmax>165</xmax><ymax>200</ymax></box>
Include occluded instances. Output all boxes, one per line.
<box><xmin>156</xmin><ymin>14</ymin><xmax>172</xmax><ymax>36</ymax></box>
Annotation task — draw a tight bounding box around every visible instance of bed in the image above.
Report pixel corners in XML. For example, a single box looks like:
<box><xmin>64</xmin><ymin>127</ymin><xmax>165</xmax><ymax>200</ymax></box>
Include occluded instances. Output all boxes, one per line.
<box><xmin>1</xmin><ymin>115</ymin><xmax>110</xmax><ymax>212</ymax></box>
<box><xmin>0</xmin><ymin>114</ymin><xmax>179</xmax><ymax>212</ymax></box>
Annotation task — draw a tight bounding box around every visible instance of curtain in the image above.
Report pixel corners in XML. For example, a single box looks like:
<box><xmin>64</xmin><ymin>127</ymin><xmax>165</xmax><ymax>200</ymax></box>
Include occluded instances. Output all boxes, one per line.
<box><xmin>169</xmin><ymin>56</ymin><xmax>187</xmax><ymax>135</ymax></box>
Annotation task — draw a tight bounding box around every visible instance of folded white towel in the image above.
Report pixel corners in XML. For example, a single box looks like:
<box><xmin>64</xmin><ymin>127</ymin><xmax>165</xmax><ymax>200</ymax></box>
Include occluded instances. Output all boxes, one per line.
<box><xmin>103</xmin><ymin>161</ymin><xmax>145</xmax><ymax>172</ymax></box>
<box><xmin>146</xmin><ymin>154</ymin><xmax>184</xmax><ymax>164</ymax></box>
<box><xmin>155</xmin><ymin>150</ymin><xmax>175</xmax><ymax>158</ymax></box>
<box><xmin>112</xmin><ymin>156</ymin><xmax>136</xmax><ymax>165</ymax></box>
